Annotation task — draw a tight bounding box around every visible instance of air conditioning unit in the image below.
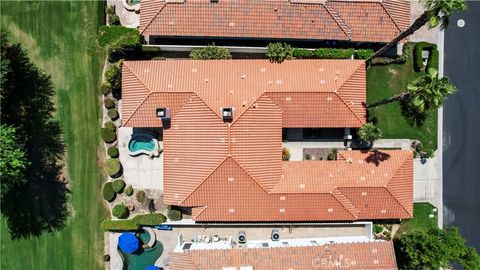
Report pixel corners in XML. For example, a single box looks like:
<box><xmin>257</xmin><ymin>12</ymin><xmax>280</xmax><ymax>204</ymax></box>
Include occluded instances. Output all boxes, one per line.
<box><xmin>238</xmin><ymin>231</ymin><xmax>246</xmax><ymax>244</ymax></box>
<box><xmin>271</xmin><ymin>229</ymin><xmax>280</xmax><ymax>241</ymax></box>
<box><xmin>221</xmin><ymin>107</ymin><xmax>233</xmax><ymax>122</ymax></box>
<box><xmin>156</xmin><ymin>107</ymin><xmax>171</xmax><ymax>127</ymax></box>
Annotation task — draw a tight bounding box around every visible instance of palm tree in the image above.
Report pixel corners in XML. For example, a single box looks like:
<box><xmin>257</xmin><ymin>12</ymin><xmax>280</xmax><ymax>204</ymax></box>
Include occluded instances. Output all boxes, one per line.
<box><xmin>367</xmin><ymin>68</ymin><xmax>457</xmax><ymax>112</ymax></box>
<box><xmin>358</xmin><ymin>123</ymin><xmax>382</xmax><ymax>144</ymax></box>
<box><xmin>367</xmin><ymin>0</ymin><xmax>467</xmax><ymax>63</ymax></box>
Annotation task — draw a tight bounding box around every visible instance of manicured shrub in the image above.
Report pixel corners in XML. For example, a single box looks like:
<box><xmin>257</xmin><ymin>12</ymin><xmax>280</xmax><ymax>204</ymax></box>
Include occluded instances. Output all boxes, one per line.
<box><xmin>425</xmin><ymin>47</ymin><xmax>439</xmax><ymax>72</ymax></box>
<box><xmin>292</xmin><ymin>48</ymin><xmax>314</xmax><ymax>59</ymax></box>
<box><xmin>282</xmin><ymin>147</ymin><xmax>291</xmax><ymax>161</ymax></box>
<box><xmin>104</xmin><ymin>98</ymin><xmax>115</xmax><ymax>109</ymax></box>
<box><xmin>112</xmin><ymin>204</ymin><xmax>129</xmax><ymax>219</ymax></box>
<box><xmin>124</xmin><ymin>185</ymin><xmax>134</xmax><ymax>196</ymax></box>
<box><xmin>105</xmin><ymin>159</ymin><xmax>122</xmax><ymax>177</ymax></box>
<box><xmin>167</xmin><ymin>209</ymin><xmax>182</xmax><ymax>221</ymax></box>
<box><xmin>106</xmin><ymin>5</ymin><xmax>120</xmax><ymax>26</ymax></box>
<box><xmin>266</xmin><ymin>42</ymin><xmax>295</xmax><ymax>63</ymax></box>
<box><xmin>354</xmin><ymin>49</ymin><xmax>375</xmax><ymax>60</ymax></box>
<box><xmin>136</xmin><ymin>190</ymin><xmax>146</xmax><ymax>203</ymax></box>
<box><xmin>107</xmin><ymin>146</ymin><xmax>119</xmax><ymax>158</ymax></box>
<box><xmin>101</xmin><ymin>128</ymin><xmax>117</xmax><ymax>143</ymax></box>
<box><xmin>327</xmin><ymin>148</ymin><xmax>338</xmax><ymax>160</ymax></box>
<box><xmin>99</xmin><ymin>82</ymin><xmax>112</xmax><ymax>96</ymax></box>
<box><xmin>373</xmin><ymin>224</ymin><xmax>384</xmax><ymax>234</ymax></box>
<box><xmin>97</xmin><ymin>26</ymin><xmax>141</xmax><ymax>50</ymax></box>
<box><xmin>190</xmin><ymin>45</ymin><xmax>232</xmax><ymax>60</ymax></box>
<box><xmin>105</xmin><ymin>64</ymin><xmax>121</xmax><ymax>91</ymax></box>
<box><xmin>305</xmin><ymin>153</ymin><xmax>312</xmax><ymax>160</ymax></box>
<box><xmin>101</xmin><ymin>213</ymin><xmax>167</xmax><ymax>231</ymax></box>
<box><xmin>107</xmin><ymin>109</ymin><xmax>119</xmax><ymax>120</ymax></box>
<box><xmin>104</xmin><ymin>121</ymin><xmax>116</xmax><ymax>132</ymax></box>
<box><xmin>103</xmin><ymin>182</ymin><xmax>116</xmax><ymax>202</ymax></box>
<box><xmin>112</xmin><ymin>179</ymin><xmax>126</xmax><ymax>193</ymax></box>
<box><xmin>413</xmin><ymin>42</ymin><xmax>438</xmax><ymax>72</ymax></box>
<box><xmin>313</xmin><ymin>48</ymin><xmax>354</xmax><ymax>59</ymax></box>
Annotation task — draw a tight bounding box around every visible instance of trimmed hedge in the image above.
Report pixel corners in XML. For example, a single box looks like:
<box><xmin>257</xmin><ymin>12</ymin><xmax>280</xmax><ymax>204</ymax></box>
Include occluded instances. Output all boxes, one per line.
<box><xmin>124</xmin><ymin>185</ymin><xmax>134</xmax><ymax>196</ymax></box>
<box><xmin>105</xmin><ymin>64</ymin><xmax>121</xmax><ymax>91</ymax></box>
<box><xmin>99</xmin><ymin>82</ymin><xmax>112</xmax><ymax>96</ymax></box>
<box><xmin>107</xmin><ymin>146</ymin><xmax>119</xmax><ymax>158</ymax></box>
<box><xmin>313</xmin><ymin>48</ymin><xmax>354</xmax><ymax>59</ymax></box>
<box><xmin>190</xmin><ymin>45</ymin><xmax>232</xmax><ymax>60</ymax></box>
<box><xmin>370</xmin><ymin>43</ymin><xmax>411</xmax><ymax>66</ymax></box>
<box><xmin>267</xmin><ymin>42</ymin><xmax>295</xmax><ymax>63</ymax></box>
<box><xmin>107</xmin><ymin>109</ymin><xmax>119</xmax><ymax>120</ymax></box>
<box><xmin>101</xmin><ymin>213</ymin><xmax>167</xmax><ymax>231</ymax></box>
<box><xmin>112</xmin><ymin>179</ymin><xmax>126</xmax><ymax>193</ymax></box>
<box><xmin>112</xmin><ymin>204</ymin><xmax>129</xmax><ymax>219</ymax></box>
<box><xmin>103</xmin><ymin>182</ymin><xmax>116</xmax><ymax>202</ymax></box>
<box><xmin>354</xmin><ymin>49</ymin><xmax>375</xmax><ymax>60</ymax></box>
<box><xmin>104</xmin><ymin>121</ymin><xmax>116</xmax><ymax>132</ymax></box>
<box><xmin>104</xmin><ymin>98</ymin><xmax>115</xmax><ymax>109</ymax></box>
<box><xmin>97</xmin><ymin>26</ymin><xmax>141</xmax><ymax>50</ymax></box>
<box><xmin>105</xmin><ymin>159</ymin><xmax>122</xmax><ymax>177</ymax></box>
<box><xmin>101</xmin><ymin>128</ymin><xmax>117</xmax><ymax>143</ymax></box>
<box><xmin>413</xmin><ymin>42</ymin><xmax>439</xmax><ymax>72</ymax></box>
<box><xmin>167</xmin><ymin>209</ymin><xmax>182</xmax><ymax>221</ymax></box>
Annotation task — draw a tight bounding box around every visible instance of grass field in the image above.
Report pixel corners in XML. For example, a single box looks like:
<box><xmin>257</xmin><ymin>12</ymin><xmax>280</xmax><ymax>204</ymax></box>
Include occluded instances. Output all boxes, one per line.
<box><xmin>367</xmin><ymin>45</ymin><xmax>438</xmax><ymax>154</ymax></box>
<box><xmin>1</xmin><ymin>2</ymin><xmax>106</xmax><ymax>269</ymax></box>
<box><xmin>396</xmin><ymin>202</ymin><xmax>438</xmax><ymax>235</ymax></box>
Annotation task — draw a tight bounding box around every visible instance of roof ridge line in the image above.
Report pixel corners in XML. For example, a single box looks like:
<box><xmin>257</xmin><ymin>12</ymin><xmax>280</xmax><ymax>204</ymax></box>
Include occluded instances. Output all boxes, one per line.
<box><xmin>230</xmin><ymin>91</ymin><xmax>268</xmax><ymax>126</ymax></box>
<box><xmin>334</xmin><ymin>62</ymin><xmax>366</xmax><ymax>125</ymax></box>
<box><xmin>123</xmin><ymin>92</ymin><xmax>154</xmax><ymax>126</ymax></box>
<box><xmin>323</xmin><ymin>2</ymin><xmax>352</xmax><ymax>40</ymax></box>
<box><xmin>193</xmin><ymin>92</ymin><xmax>227</xmax><ymax>123</ymax></box>
<box><xmin>383</xmin><ymin>186</ymin><xmax>412</xmax><ymax>218</ymax></box>
<box><xmin>335</xmin><ymin>93</ymin><xmax>364</xmax><ymax>125</ymax></box>
<box><xmin>331</xmin><ymin>188</ymin><xmax>359</xmax><ymax>219</ymax></box>
<box><xmin>379</xmin><ymin>2</ymin><xmax>403</xmax><ymax>34</ymax></box>
<box><xmin>386</xmin><ymin>151</ymin><xmax>413</xmax><ymax>217</ymax></box>
<box><xmin>123</xmin><ymin>62</ymin><xmax>152</xmax><ymax>92</ymax></box>
<box><xmin>140</xmin><ymin>1</ymin><xmax>167</xmax><ymax>34</ymax></box>
<box><xmin>229</xmin><ymin>156</ymin><xmax>271</xmax><ymax>194</ymax></box>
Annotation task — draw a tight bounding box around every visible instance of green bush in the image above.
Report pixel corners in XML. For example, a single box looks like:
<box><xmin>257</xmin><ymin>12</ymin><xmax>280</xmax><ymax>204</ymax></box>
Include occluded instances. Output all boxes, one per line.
<box><xmin>104</xmin><ymin>98</ymin><xmax>115</xmax><ymax>109</ymax></box>
<box><xmin>112</xmin><ymin>204</ymin><xmax>129</xmax><ymax>219</ymax></box>
<box><xmin>354</xmin><ymin>49</ymin><xmax>375</xmax><ymax>60</ymax></box>
<box><xmin>106</xmin><ymin>6</ymin><xmax>120</xmax><ymax>26</ymax></box>
<box><xmin>107</xmin><ymin>146</ymin><xmax>119</xmax><ymax>158</ymax></box>
<box><xmin>282</xmin><ymin>147</ymin><xmax>291</xmax><ymax>161</ymax></box>
<box><xmin>167</xmin><ymin>209</ymin><xmax>182</xmax><ymax>221</ymax></box>
<box><xmin>292</xmin><ymin>48</ymin><xmax>314</xmax><ymax>59</ymax></box>
<box><xmin>371</xmin><ymin>43</ymin><xmax>411</xmax><ymax>66</ymax></box>
<box><xmin>104</xmin><ymin>121</ymin><xmax>116</xmax><ymax>132</ymax></box>
<box><xmin>101</xmin><ymin>128</ymin><xmax>117</xmax><ymax>143</ymax></box>
<box><xmin>97</xmin><ymin>26</ymin><xmax>141</xmax><ymax>50</ymax></box>
<box><xmin>305</xmin><ymin>153</ymin><xmax>312</xmax><ymax>160</ymax></box>
<box><xmin>105</xmin><ymin>159</ymin><xmax>122</xmax><ymax>177</ymax></box>
<box><xmin>266</xmin><ymin>42</ymin><xmax>295</xmax><ymax>63</ymax></box>
<box><xmin>413</xmin><ymin>42</ymin><xmax>438</xmax><ymax>72</ymax></box>
<box><xmin>105</xmin><ymin>64</ymin><xmax>121</xmax><ymax>91</ymax></box>
<box><xmin>313</xmin><ymin>48</ymin><xmax>354</xmax><ymax>59</ymax></box>
<box><xmin>124</xmin><ymin>185</ymin><xmax>134</xmax><ymax>196</ymax></box>
<box><xmin>190</xmin><ymin>45</ymin><xmax>232</xmax><ymax>60</ymax></box>
<box><xmin>107</xmin><ymin>109</ymin><xmax>119</xmax><ymax>120</ymax></box>
<box><xmin>136</xmin><ymin>190</ymin><xmax>146</xmax><ymax>203</ymax></box>
<box><xmin>373</xmin><ymin>224</ymin><xmax>384</xmax><ymax>234</ymax></box>
<box><xmin>103</xmin><ymin>182</ymin><xmax>116</xmax><ymax>202</ymax></box>
<box><xmin>99</xmin><ymin>82</ymin><xmax>112</xmax><ymax>96</ymax></box>
<box><xmin>112</xmin><ymin>179</ymin><xmax>126</xmax><ymax>193</ymax></box>
<box><xmin>101</xmin><ymin>213</ymin><xmax>167</xmax><ymax>231</ymax></box>
<box><xmin>327</xmin><ymin>148</ymin><xmax>338</xmax><ymax>160</ymax></box>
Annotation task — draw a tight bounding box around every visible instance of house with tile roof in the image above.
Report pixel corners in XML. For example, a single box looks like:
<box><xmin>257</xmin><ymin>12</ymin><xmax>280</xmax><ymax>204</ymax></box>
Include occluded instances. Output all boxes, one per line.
<box><xmin>139</xmin><ymin>0</ymin><xmax>410</xmax><ymax>46</ymax></box>
<box><xmin>169</xmin><ymin>241</ymin><xmax>398</xmax><ymax>269</ymax></box>
<box><xmin>121</xmin><ymin>59</ymin><xmax>413</xmax><ymax>222</ymax></box>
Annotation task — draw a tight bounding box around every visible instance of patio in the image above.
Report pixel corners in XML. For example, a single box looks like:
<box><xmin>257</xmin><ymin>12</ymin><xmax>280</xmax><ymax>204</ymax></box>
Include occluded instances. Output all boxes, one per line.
<box><xmin>118</xmin><ymin>127</ymin><xmax>163</xmax><ymax>191</ymax></box>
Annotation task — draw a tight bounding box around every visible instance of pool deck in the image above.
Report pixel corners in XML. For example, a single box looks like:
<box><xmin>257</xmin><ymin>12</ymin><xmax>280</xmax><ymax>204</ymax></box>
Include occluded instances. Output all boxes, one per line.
<box><xmin>118</xmin><ymin>127</ymin><xmax>163</xmax><ymax>191</ymax></box>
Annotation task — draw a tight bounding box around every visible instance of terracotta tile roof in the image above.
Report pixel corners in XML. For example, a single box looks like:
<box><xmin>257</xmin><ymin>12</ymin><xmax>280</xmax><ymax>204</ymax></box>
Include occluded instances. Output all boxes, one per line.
<box><xmin>139</xmin><ymin>0</ymin><xmax>410</xmax><ymax>43</ymax></box>
<box><xmin>121</xmin><ymin>59</ymin><xmax>366</xmax><ymax>127</ymax></box>
<box><xmin>169</xmin><ymin>241</ymin><xmax>398</xmax><ymax>270</ymax></box>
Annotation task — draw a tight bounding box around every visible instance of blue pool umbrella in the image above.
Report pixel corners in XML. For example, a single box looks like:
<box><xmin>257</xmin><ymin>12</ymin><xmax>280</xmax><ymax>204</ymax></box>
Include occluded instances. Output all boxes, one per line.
<box><xmin>146</xmin><ymin>266</ymin><xmax>160</xmax><ymax>270</ymax></box>
<box><xmin>118</xmin><ymin>233</ymin><xmax>139</xmax><ymax>254</ymax></box>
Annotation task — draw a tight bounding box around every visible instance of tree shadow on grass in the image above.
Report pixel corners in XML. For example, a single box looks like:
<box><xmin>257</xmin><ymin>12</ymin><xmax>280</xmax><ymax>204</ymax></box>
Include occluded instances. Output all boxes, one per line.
<box><xmin>1</xmin><ymin>32</ymin><xmax>70</xmax><ymax>239</ymax></box>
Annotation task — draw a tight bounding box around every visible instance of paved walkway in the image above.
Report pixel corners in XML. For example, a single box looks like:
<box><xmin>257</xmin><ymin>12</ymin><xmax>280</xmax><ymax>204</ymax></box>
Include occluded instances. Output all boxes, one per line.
<box><xmin>409</xmin><ymin>0</ymin><xmax>441</xmax><ymax>44</ymax></box>
<box><xmin>107</xmin><ymin>0</ymin><xmax>140</xmax><ymax>28</ymax></box>
<box><xmin>109</xmin><ymin>233</ymin><xmax>123</xmax><ymax>270</ymax></box>
<box><xmin>413</xmin><ymin>155</ymin><xmax>441</xmax><ymax>206</ymax></box>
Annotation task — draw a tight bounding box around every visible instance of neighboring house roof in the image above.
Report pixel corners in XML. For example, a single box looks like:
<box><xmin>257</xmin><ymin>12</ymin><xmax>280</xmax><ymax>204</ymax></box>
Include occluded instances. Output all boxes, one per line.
<box><xmin>121</xmin><ymin>59</ymin><xmax>413</xmax><ymax>222</ymax></box>
<box><xmin>121</xmin><ymin>59</ymin><xmax>366</xmax><ymax>128</ymax></box>
<box><xmin>139</xmin><ymin>0</ymin><xmax>410</xmax><ymax>43</ymax></box>
<box><xmin>169</xmin><ymin>241</ymin><xmax>398</xmax><ymax>270</ymax></box>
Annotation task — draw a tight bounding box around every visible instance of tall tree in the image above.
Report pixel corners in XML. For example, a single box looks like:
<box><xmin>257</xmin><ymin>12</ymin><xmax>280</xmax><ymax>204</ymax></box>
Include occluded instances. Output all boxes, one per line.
<box><xmin>0</xmin><ymin>125</ymin><xmax>29</xmax><ymax>199</ymax></box>
<box><xmin>367</xmin><ymin>0</ymin><xmax>467</xmax><ymax>63</ymax></box>
<box><xmin>368</xmin><ymin>68</ymin><xmax>456</xmax><ymax>112</ymax></box>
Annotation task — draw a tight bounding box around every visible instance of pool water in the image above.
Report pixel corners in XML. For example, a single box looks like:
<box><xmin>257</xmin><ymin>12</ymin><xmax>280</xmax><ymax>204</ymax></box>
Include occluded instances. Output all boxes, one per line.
<box><xmin>128</xmin><ymin>0</ymin><xmax>141</xmax><ymax>4</ymax></box>
<box><xmin>120</xmin><ymin>241</ymin><xmax>163</xmax><ymax>270</ymax></box>
<box><xmin>128</xmin><ymin>136</ymin><xmax>155</xmax><ymax>152</ymax></box>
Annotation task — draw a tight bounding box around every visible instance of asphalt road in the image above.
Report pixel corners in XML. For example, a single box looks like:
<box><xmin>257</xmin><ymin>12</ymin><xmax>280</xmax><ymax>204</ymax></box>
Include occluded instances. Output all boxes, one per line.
<box><xmin>443</xmin><ymin>1</ymin><xmax>480</xmax><ymax>253</ymax></box>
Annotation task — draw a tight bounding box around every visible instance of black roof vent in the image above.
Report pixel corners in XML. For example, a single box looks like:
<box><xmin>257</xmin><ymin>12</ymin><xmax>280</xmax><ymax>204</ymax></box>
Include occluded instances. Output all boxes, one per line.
<box><xmin>221</xmin><ymin>107</ymin><xmax>233</xmax><ymax>122</ymax></box>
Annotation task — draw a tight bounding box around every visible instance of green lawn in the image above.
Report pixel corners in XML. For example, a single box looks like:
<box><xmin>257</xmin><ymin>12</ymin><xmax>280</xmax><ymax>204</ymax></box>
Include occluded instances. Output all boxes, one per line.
<box><xmin>367</xmin><ymin>45</ymin><xmax>438</xmax><ymax>153</ymax></box>
<box><xmin>1</xmin><ymin>1</ymin><xmax>106</xmax><ymax>269</ymax></box>
<box><xmin>396</xmin><ymin>202</ymin><xmax>438</xmax><ymax>235</ymax></box>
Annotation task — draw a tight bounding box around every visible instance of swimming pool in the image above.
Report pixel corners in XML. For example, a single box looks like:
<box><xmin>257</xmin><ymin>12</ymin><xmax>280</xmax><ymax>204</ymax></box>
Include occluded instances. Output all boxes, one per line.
<box><xmin>128</xmin><ymin>133</ymin><xmax>159</xmax><ymax>156</ymax></box>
